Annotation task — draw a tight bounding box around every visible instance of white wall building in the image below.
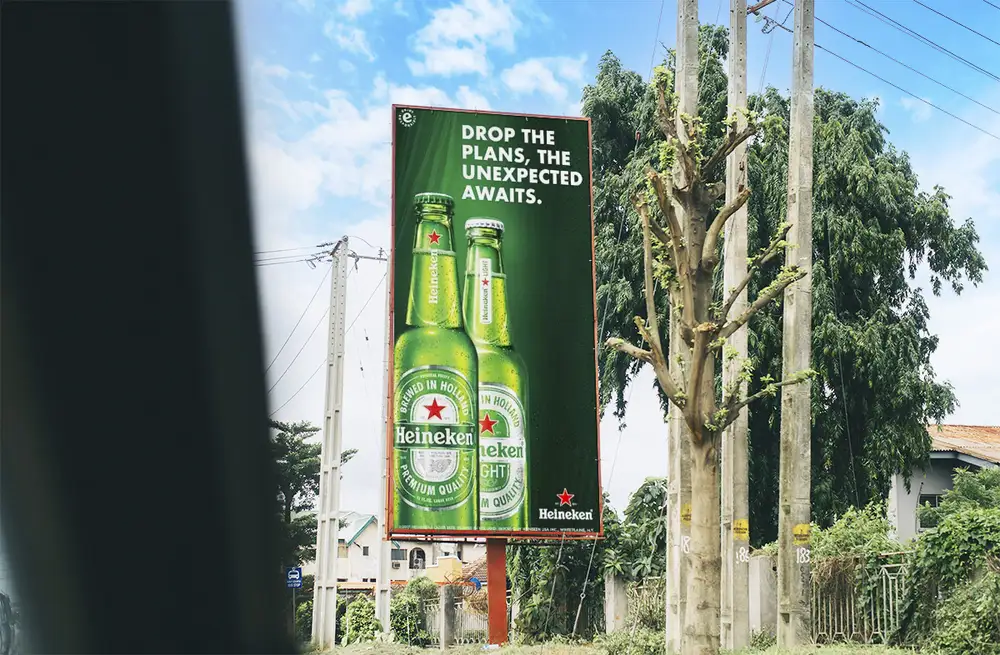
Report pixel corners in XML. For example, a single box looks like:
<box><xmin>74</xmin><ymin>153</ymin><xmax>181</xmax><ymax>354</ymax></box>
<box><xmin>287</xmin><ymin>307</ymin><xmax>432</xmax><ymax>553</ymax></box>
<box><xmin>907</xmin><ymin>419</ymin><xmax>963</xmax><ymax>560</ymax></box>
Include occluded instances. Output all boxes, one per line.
<box><xmin>888</xmin><ymin>424</ymin><xmax>999</xmax><ymax>543</ymax></box>
<box><xmin>301</xmin><ymin>511</ymin><xmax>486</xmax><ymax>590</ymax></box>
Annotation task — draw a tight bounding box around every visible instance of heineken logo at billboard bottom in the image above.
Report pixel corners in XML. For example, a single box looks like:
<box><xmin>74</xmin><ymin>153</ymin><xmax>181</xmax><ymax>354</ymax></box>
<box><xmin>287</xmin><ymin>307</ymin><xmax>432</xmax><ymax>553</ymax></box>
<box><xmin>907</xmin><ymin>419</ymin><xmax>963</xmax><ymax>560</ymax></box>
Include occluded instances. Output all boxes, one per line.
<box><xmin>478</xmin><ymin>384</ymin><xmax>526</xmax><ymax>522</ymax></box>
<box><xmin>538</xmin><ymin>488</ymin><xmax>594</xmax><ymax>522</ymax></box>
<box><xmin>394</xmin><ymin>366</ymin><xmax>477</xmax><ymax>512</ymax></box>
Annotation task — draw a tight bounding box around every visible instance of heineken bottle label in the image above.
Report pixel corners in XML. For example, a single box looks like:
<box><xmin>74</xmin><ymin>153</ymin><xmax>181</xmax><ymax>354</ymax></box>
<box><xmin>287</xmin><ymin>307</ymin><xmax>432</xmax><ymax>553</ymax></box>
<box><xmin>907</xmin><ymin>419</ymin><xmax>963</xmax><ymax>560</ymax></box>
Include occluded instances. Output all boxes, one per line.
<box><xmin>478</xmin><ymin>383</ymin><xmax>527</xmax><ymax>521</ymax></box>
<box><xmin>477</xmin><ymin>258</ymin><xmax>492</xmax><ymax>325</ymax></box>
<box><xmin>394</xmin><ymin>366</ymin><xmax>477</xmax><ymax>511</ymax></box>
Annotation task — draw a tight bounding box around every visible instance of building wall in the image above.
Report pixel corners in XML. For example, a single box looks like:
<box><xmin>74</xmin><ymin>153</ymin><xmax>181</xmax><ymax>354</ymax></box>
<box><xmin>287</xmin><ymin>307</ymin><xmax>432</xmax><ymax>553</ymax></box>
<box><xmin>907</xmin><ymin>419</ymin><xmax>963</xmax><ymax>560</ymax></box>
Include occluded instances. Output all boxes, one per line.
<box><xmin>887</xmin><ymin>459</ymin><xmax>961</xmax><ymax>543</ymax></box>
<box><xmin>302</xmin><ymin>523</ymin><xmax>487</xmax><ymax>585</ymax></box>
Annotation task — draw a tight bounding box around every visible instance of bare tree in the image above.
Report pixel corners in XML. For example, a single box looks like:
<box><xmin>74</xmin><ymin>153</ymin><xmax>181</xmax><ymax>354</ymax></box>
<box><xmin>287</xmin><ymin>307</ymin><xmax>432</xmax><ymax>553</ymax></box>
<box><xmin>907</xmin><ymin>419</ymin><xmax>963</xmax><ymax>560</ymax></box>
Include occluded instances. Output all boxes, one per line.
<box><xmin>606</xmin><ymin>72</ymin><xmax>814</xmax><ymax>655</ymax></box>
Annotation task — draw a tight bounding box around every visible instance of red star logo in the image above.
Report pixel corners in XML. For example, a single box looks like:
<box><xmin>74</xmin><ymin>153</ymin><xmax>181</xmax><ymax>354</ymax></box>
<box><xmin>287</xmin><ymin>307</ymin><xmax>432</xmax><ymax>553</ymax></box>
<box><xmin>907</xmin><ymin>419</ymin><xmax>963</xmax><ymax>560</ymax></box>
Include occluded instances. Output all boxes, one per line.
<box><xmin>424</xmin><ymin>398</ymin><xmax>445</xmax><ymax>420</ymax></box>
<box><xmin>428</xmin><ymin>230</ymin><xmax>441</xmax><ymax>245</ymax></box>
<box><xmin>481</xmin><ymin>278</ymin><xmax>489</xmax><ymax>287</ymax></box>
<box><xmin>479</xmin><ymin>412</ymin><xmax>498</xmax><ymax>434</ymax></box>
<box><xmin>557</xmin><ymin>488</ymin><xmax>574</xmax><ymax>506</ymax></box>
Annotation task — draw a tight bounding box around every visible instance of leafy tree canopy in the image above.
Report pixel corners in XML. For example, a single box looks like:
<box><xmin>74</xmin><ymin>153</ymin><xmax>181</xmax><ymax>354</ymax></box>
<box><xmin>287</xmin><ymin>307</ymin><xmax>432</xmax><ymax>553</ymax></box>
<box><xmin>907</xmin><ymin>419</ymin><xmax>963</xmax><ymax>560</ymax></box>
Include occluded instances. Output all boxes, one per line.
<box><xmin>584</xmin><ymin>32</ymin><xmax>986</xmax><ymax>544</ymax></box>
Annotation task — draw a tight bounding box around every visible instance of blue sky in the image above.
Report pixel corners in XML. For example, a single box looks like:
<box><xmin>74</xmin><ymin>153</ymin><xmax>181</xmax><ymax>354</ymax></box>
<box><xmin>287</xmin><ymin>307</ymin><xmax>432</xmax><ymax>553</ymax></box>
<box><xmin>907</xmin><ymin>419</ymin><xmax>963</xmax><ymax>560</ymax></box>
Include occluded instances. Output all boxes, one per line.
<box><xmin>236</xmin><ymin>0</ymin><xmax>1000</xmax><ymax>514</ymax></box>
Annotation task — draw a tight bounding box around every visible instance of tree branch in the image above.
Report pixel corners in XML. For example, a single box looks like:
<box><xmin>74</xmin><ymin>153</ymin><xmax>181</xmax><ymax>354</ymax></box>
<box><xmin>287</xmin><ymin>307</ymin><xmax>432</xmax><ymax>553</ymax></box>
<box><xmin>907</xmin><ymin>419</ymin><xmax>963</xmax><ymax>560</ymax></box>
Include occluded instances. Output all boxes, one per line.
<box><xmin>716</xmin><ymin>265</ymin><xmax>807</xmax><ymax>342</ymax></box>
<box><xmin>716</xmin><ymin>221</ymin><xmax>792</xmax><ymax>322</ymax></box>
<box><xmin>640</xmin><ymin>199</ymin><xmax>665</xmax><ymax>360</ymax></box>
<box><xmin>646</xmin><ymin>170</ymin><xmax>684</xmax><ymax>259</ymax></box>
<box><xmin>701</xmin><ymin>187</ymin><xmax>751</xmax><ymax>272</ymax></box>
<box><xmin>605</xmin><ymin>337</ymin><xmax>686</xmax><ymax>408</ymax></box>
<box><xmin>717</xmin><ymin>371</ymin><xmax>815</xmax><ymax>432</ymax></box>
<box><xmin>605</xmin><ymin>337</ymin><xmax>653</xmax><ymax>363</ymax></box>
<box><xmin>704</xmin><ymin>123</ymin><xmax>757</xmax><ymax>175</ymax></box>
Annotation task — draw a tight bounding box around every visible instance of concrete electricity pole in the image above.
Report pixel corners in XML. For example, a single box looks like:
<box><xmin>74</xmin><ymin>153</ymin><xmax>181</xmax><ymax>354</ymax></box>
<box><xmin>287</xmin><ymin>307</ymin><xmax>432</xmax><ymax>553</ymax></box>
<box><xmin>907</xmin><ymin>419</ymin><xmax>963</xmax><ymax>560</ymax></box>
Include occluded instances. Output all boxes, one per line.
<box><xmin>665</xmin><ymin>2</ymin><xmax>698</xmax><ymax>652</ymax></box>
<box><xmin>374</xmin><ymin>260</ymin><xmax>392</xmax><ymax>634</ymax></box>
<box><xmin>721</xmin><ymin>0</ymin><xmax>751</xmax><ymax>649</ymax></box>
<box><xmin>311</xmin><ymin>237</ymin><xmax>350</xmax><ymax>649</ymax></box>
<box><xmin>777</xmin><ymin>0</ymin><xmax>815</xmax><ymax>647</ymax></box>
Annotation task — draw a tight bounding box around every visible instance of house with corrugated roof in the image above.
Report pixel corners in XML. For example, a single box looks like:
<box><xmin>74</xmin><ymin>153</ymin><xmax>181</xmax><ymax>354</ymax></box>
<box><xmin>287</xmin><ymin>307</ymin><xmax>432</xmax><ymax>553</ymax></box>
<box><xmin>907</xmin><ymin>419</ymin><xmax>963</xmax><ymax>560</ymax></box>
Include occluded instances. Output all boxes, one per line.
<box><xmin>887</xmin><ymin>424</ymin><xmax>1000</xmax><ymax>542</ymax></box>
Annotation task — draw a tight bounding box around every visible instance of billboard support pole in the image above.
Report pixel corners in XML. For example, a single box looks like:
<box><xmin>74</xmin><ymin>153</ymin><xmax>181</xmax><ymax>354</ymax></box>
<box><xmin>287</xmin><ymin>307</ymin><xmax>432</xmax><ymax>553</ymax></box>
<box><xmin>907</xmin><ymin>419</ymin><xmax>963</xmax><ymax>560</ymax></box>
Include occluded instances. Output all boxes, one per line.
<box><xmin>486</xmin><ymin>539</ymin><xmax>508</xmax><ymax>645</ymax></box>
<box><xmin>311</xmin><ymin>237</ymin><xmax>350</xmax><ymax>649</ymax></box>
<box><xmin>375</xmin><ymin>257</ymin><xmax>393</xmax><ymax>634</ymax></box>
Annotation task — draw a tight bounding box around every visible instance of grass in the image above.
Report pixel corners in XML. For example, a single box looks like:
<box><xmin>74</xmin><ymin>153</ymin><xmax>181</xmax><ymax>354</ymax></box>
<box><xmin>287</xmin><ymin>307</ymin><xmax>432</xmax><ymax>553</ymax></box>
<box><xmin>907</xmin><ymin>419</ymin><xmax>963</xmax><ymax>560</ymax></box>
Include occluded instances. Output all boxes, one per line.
<box><xmin>317</xmin><ymin>642</ymin><xmax>911</xmax><ymax>655</ymax></box>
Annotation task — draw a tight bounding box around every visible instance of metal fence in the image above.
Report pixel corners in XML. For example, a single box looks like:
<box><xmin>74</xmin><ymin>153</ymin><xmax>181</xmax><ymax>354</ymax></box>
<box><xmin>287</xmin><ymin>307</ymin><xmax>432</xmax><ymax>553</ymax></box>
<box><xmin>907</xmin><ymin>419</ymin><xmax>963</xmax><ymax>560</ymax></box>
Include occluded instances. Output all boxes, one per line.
<box><xmin>811</xmin><ymin>552</ymin><xmax>910</xmax><ymax>644</ymax></box>
<box><xmin>626</xmin><ymin>576</ymin><xmax>666</xmax><ymax>631</ymax></box>
<box><xmin>424</xmin><ymin>592</ymin><xmax>492</xmax><ymax>645</ymax></box>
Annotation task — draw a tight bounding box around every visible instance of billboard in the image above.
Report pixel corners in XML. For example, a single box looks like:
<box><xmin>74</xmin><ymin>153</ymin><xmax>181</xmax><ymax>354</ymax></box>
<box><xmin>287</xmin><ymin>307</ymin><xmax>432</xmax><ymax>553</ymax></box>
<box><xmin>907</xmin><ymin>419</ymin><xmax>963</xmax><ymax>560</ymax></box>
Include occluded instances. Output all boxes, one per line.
<box><xmin>387</xmin><ymin>105</ymin><xmax>601</xmax><ymax>539</ymax></box>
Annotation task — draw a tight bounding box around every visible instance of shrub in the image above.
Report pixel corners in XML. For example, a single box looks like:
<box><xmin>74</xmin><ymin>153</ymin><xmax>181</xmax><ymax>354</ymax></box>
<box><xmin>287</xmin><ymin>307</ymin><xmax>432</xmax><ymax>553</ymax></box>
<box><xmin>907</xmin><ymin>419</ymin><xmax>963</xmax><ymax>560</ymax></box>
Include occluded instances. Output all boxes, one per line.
<box><xmin>405</xmin><ymin>576</ymin><xmax>440</xmax><ymax>604</ymax></box>
<box><xmin>898</xmin><ymin>507</ymin><xmax>1000</xmax><ymax>649</ymax></box>
<box><xmin>389</xmin><ymin>589</ymin><xmax>430</xmax><ymax>645</ymax></box>
<box><xmin>295</xmin><ymin>600</ymin><xmax>312</xmax><ymax>644</ymax></box>
<box><xmin>918</xmin><ymin>467</ymin><xmax>1000</xmax><ymax>529</ymax></box>
<box><xmin>595</xmin><ymin>628</ymin><xmax>665</xmax><ymax>655</ymax></box>
<box><xmin>344</xmin><ymin>594</ymin><xmax>381</xmax><ymax>645</ymax></box>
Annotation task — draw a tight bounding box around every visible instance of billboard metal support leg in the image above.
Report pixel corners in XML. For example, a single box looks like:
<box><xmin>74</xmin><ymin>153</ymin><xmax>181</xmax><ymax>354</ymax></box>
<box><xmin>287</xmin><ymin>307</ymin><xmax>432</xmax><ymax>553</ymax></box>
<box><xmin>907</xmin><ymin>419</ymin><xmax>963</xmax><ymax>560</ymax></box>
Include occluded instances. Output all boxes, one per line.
<box><xmin>487</xmin><ymin>539</ymin><xmax>508</xmax><ymax>645</ymax></box>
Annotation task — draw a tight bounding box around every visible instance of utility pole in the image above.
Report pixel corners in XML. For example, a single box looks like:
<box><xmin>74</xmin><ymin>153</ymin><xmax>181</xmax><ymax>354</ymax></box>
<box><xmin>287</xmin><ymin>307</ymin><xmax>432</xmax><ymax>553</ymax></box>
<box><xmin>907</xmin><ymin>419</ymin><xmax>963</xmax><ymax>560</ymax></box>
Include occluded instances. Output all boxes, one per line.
<box><xmin>374</xmin><ymin>259</ymin><xmax>392</xmax><ymax>634</ymax></box>
<box><xmin>721</xmin><ymin>0</ymin><xmax>750</xmax><ymax>649</ymax></box>
<box><xmin>777</xmin><ymin>0</ymin><xmax>815</xmax><ymax>648</ymax></box>
<box><xmin>665</xmin><ymin>1</ymin><xmax>698</xmax><ymax>652</ymax></box>
<box><xmin>311</xmin><ymin>237</ymin><xmax>350</xmax><ymax>649</ymax></box>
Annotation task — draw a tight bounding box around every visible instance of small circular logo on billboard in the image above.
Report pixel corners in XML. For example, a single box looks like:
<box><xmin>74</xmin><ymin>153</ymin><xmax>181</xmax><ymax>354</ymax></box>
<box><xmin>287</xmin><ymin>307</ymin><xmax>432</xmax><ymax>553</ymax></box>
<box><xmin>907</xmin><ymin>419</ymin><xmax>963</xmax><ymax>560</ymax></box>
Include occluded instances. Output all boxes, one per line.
<box><xmin>398</xmin><ymin>109</ymin><xmax>416</xmax><ymax>127</ymax></box>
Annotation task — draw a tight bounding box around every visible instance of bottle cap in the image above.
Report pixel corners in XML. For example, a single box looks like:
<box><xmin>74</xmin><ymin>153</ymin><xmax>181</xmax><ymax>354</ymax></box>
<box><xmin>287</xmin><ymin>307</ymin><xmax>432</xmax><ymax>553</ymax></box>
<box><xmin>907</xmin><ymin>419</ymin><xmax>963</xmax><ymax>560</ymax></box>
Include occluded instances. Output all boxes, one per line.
<box><xmin>465</xmin><ymin>218</ymin><xmax>505</xmax><ymax>233</ymax></box>
<box><xmin>413</xmin><ymin>193</ymin><xmax>454</xmax><ymax>210</ymax></box>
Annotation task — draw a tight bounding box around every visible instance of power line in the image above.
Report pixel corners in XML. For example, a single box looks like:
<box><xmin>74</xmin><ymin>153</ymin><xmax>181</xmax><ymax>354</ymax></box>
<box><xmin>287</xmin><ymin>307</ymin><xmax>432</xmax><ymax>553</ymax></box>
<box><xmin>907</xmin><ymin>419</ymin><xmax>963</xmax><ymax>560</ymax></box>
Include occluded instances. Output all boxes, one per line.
<box><xmin>254</xmin><ymin>250</ymin><xmax>328</xmax><ymax>263</ymax></box>
<box><xmin>759</xmin><ymin>14</ymin><xmax>1000</xmax><ymax>141</ymax></box>
<box><xmin>266</xmin><ymin>262</ymin><xmax>333</xmax><ymax>374</ymax></box>
<box><xmin>647</xmin><ymin>0</ymin><xmax>666</xmax><ymax>80</ymax></box>
<box><xmin>912</xmin><ymin>0</ymin><xmax>1000</xmax><ymax>49</ymax></box>
<box><xmin>347</xmin><ymin>272</ymin><xmax>387</xmax><ymax>333</ymax></box>
<box><xmin>254</xmin><ymin>242</ymin><xmax>334</xmax><ymax>256</ymax></box>
<box><xmin>983</xmin><ymin>0</ymin><xmax>1000</xmax><ymax>11</ymax></box>
<box><xmin>268</xmin><ymin>307</ymin><xmax>330</xmax><ymax>395</ymax></box>
<box><xmin>783</xmin><ymin>0</ymin><xmax>1000</xmax><ymax>117</ymax></box>
<box><xmin>269</xmin><ymin>359</ymin><xmax>325</xmax><ymax>417</ymax></box>
<box><xmin>844</xmin><ymin>0</ymin><xmax>1000</xmax><ymax>84</ymax></box>
<box><xmin>269</xmin><ymin>269</ymin><xmax>386</xmax><ymax>417</ymax></box>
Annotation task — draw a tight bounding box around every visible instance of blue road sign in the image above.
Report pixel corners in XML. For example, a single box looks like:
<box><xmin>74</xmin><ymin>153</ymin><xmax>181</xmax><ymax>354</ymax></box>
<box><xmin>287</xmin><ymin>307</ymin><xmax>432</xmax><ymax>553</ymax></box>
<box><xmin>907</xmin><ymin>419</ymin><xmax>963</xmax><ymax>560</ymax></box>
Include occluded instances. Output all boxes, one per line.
<box><xmin>286</xmin><ymin>567</ymin><xmax>303</xmax><ymax>589</ymax></box>
<box><xmin>470</xmin><ymin>576</ymin><xmax>482</xmax><ymax>592</ymax></box>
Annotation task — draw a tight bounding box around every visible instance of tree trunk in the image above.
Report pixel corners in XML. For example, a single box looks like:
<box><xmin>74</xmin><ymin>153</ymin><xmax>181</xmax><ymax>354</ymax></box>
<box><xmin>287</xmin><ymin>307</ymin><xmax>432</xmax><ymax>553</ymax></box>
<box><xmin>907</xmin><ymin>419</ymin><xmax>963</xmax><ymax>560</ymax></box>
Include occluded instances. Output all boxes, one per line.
<box><xmin>684</xmin><ymin>441</ymin><xmax>721</xmax><ymax>655</ymax></box>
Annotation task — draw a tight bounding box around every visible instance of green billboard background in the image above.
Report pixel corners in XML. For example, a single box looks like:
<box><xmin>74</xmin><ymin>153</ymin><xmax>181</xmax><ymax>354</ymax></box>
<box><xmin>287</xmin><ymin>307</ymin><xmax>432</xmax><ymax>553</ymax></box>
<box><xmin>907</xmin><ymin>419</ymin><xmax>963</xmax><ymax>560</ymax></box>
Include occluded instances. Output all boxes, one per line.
<box><xmin>388</xmin><ymin>105</ymin><xmax>601</xmax><ymax>538</ymax></box>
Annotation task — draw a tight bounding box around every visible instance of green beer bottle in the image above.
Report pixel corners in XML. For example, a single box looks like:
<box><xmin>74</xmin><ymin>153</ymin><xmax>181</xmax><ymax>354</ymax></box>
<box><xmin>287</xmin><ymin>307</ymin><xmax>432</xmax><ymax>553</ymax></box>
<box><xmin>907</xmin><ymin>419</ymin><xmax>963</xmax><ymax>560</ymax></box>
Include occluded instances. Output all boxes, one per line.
<box><xmin>462</xmin><ymin>218</ymin><xmax>530</xmax><ymax>530</ymax></box>
<box><xmin>392</xmin><ymin>193</ymin><xmax>479</xmax><ymax>531</ymax></box>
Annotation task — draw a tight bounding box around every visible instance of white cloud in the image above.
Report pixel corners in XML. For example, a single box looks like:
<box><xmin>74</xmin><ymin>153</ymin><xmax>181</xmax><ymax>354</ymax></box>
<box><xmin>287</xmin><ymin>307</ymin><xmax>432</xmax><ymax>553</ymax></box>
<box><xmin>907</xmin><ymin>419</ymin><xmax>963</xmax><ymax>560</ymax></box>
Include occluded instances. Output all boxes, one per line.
<box><xmin>500</xmin><ymin>55</ymin><xmax>587</xmax><ymax>102</ymax></box>
<box><xmin>339</xmin><ymin>59</ymin><xmax>357</xmax><ymax>73</ymax></box>
<box><xmin>310</xmin><ymin>52</ymin><xmax>322</xmax><ymax>63</ymax></box>
<box><xmin>339</xmin><ymin>0</ymin><xmax>374</xmax><ymax>19</ymax></box>
<box><xmin>455</xmin><ymin>86</ymin><xmax>492</xmax><ymax>110</ymax></box>
<box><xmin>296</xmin><ymin>0</ymin><xmax>315</xmax><ymax>10</ymax></box>
<box><xmin>324</xmin><ymin>21</ymin><xmax>376</xmax><ymax>61</ymax></box>
<box><xmin>407</xmin><ymin>0</ymin><xmax>519</xmax><ymax>77</ymax></box>
<box><xmin>900</xmin><ymin>96</ymin><xmax>932</xmax><ymax>123</ymax></box>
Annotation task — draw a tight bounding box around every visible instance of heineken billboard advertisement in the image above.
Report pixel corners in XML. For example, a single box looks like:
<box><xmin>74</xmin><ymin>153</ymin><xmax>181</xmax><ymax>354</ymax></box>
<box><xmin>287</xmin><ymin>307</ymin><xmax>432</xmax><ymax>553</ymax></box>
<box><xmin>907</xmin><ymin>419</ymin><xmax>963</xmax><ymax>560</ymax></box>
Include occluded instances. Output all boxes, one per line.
<box><xmin>387</xmin><ymin>105</ymin><xmax>602</xmax><ymax>539</ymax></box>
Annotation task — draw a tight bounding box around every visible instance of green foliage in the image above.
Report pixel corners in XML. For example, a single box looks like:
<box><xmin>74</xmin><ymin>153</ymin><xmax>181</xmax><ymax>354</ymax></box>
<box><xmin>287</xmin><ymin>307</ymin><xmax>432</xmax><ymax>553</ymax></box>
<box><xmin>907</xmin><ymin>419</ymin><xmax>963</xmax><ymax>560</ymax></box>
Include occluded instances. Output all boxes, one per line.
<box><xmin>404</xmin><ymin>576</ymin><xmax>440</xmax><ymax>605</ymax></box>
<box><xmin>344</xmin><ymin>594</ymin><xmax>381</xmax><ymax>645</ymax></box>
<box><xmin>747</xmin><ymin>628</ymin><xmax>776</xmax><ymax>650</ymax></box>
<box><xmin>509</xmin><ymin>498</ymin><xmax>614</xmax><ymax>641</ymax></box>
<box><xmin>602</xmin><ymin>479</ymin><xmax>668</xmax><ymax>581</ymax></box>
<box><xmin>595</xmin><ymin>628</ymin><xmax>665</xmax><ymax>655</ymax></box>
<box><xmin>295</xmin><ymin>600</ymin><xmax>313</xmax><ymax>643</ymax></box>
<box><xmin>918</xmin><ymin>467</ymin><xmax>1000</xmax><ymax>528</ymax></box>
<box><xmin>923</xmin><ymin>566</ymin><xmax>1000</xmax><ymax>655</ymax></box>
<box><xmin>898</xmin><ymin>508</ymin><xmax>1000</xmax><ymax>648</ymax></box>
<box><xmin>811</xmin><ymin>502</ymin><xmax>899</xmax><ymax>561</ymax></box>
<box><xmin>389</xmin><ymin>591</ymin><xmax>430</xmax><ymax>646</ymax></box>
<box><xmin>584</xmin><ymin>40</ymin><xmax>985</xmax><ymax>544</ymax></box>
